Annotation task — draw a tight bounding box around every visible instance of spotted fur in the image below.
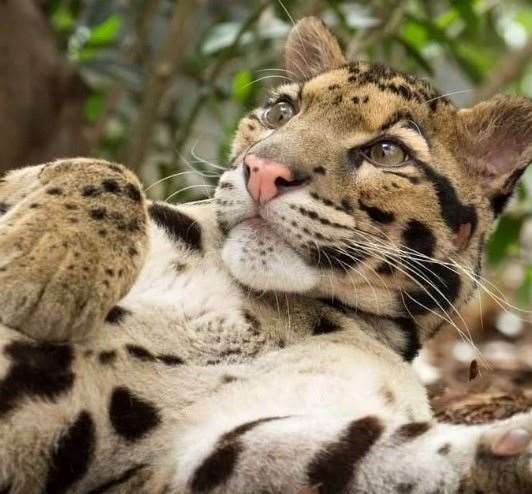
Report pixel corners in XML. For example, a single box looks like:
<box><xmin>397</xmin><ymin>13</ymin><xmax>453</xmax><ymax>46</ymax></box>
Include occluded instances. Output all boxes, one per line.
<box><xmin>0</xmin><ymin>17</ymin><xmax>531</xmax><ymax>494</ymax></box>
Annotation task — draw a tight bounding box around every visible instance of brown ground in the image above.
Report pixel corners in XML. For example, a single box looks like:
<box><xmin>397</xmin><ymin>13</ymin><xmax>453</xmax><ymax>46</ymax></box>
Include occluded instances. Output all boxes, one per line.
<box><xmin>425</xmin><ymin>295</ymin><xmax>532</xmax><ymax>424</ymax></box>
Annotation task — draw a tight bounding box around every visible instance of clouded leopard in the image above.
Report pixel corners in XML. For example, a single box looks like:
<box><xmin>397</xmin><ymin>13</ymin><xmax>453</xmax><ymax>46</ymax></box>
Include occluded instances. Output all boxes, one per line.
<box><xmin>0</xmin><ymin>17</ymin><xmax>531</xmax><ymax>494</ymax></box>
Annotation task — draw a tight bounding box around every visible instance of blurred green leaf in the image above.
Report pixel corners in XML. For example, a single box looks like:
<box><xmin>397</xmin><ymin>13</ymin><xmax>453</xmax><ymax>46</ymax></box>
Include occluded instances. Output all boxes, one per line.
<box><xmin>517</xmin><ymin>265</ymin><xmax>532</xmax><ymax>306</ymax></box>
<box><xmin>401</xmin><ymin>18</ymin><xmax>429</xmax><ymax>49</ymax></box>
<box><xmin>435</xmin><ymin>7</ymin><xmax>460</xmax><ymax>30</ymax></box>
<box><xmin>451</xmin><ymin>0</ymin><xmax>479</xmax><ymax>33</ymax></box>
<box><xmin>232</xmin><ymin>69</ymin><xmax>253</xmax><ymax>104</ymax></box>
<box><xmin>84</xmin><ymin>92</ymin><xmax>104</xmax><ymax>123</ymax></box>
<box><xmin>515</xmin><ymin>8</ymin><xmax>532</xmax><ymax>31</ymax></box>
<box><xmin>51</xmin><ymin>6</ymin><xmax>75</xmax><ymax>32</ymax></box>
<box><xmin>451</xmin><ymin>42</ymin><xmax>494</xmax><ymax>82</ymax></box>
<box><xmin>396</xmin><ymin>37</ymin><xmax>434</xmax><ymax>74</ymax></box>
<box><xmin>75</xmin><ymin>47</ymin><xmax>99</xmax><ymax>62</ymax></box>
<box><xmin>487</xmin><ymin>215</ymin><xmax>524</xmax><ymax>265</ymax></box>
<box><xmin>87</xmin><ymin>14</ymin><xmax>122</xmax><ymax>46</ymax></box>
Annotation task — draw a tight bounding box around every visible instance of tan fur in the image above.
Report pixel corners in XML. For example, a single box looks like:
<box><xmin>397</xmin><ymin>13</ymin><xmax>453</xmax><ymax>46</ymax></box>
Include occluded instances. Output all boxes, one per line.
<box><xmin>0</xmin><ymin>17</ymin><xmax>531</xmax><ymax>494</ymax></box>
<box><xmin>0</xmin><ymin>159</ymin><xmax>147</xmax><ymax>341</ymax></box>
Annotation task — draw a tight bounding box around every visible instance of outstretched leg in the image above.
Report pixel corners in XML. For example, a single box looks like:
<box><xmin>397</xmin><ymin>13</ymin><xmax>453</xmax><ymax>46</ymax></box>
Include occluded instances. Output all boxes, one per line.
<box><xmin>0</xmin><ymin>158</ymin><xmax>148</xmax><ymax>341</ymax></box>
<box><xmin>172</xmin><ymin>398</ymin><xmax>532</xmax><ymax>493</ymax></box>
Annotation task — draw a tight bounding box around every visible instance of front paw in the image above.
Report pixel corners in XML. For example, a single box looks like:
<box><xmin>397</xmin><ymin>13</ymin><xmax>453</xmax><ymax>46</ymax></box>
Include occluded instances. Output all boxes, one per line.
<box><xmin>472</xmin><ymin>413</ymin><xmax>532</xmax><ymax>493</ymax></box>
<box><xmin>0</xmin><ymin>159</ymin><xmax>148</xmax><ymax>341</ymax></box>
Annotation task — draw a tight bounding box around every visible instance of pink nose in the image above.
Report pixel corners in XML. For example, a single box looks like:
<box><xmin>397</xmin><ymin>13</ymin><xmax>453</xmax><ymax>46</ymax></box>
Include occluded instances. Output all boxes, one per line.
<box><xmin>244</xmin><ymin>154</ymin><xmax>293</xmax><ymax>204</ymax></box>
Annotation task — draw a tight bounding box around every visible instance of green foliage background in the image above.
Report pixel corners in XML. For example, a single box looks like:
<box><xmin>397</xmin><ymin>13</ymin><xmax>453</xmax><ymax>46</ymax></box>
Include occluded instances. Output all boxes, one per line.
<box><xmin>44</xmin><ymin>0</ymin><xmax>532</xmax><ymax>305</ymax></box>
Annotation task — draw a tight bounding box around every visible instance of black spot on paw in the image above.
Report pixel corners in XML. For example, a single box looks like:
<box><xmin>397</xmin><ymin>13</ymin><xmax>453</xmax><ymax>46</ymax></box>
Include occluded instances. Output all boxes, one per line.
<box><xmin>109</xmin><ymin>386</ymin><xmax>161</xmax><ymax>442</ymax></box>
<box><xmin>149</xmin><ymin>203</ymin><xmax>202</xmax><ymax>251</ymax></box>
<box><xmin>0</xmin><ymin>202</ymin><xmax>10</xmax><ymax>214</ymax></box>
<box><xmin>218</xmin><ymin>182</ymin><xmax>234</xmax><ymax>190</ymax></box>
<box><xmin>312</xmin><ymin>316</ymin><xmax>340</xmax><ymax>335</ymax></box>
<box><xmin>81</xmin><ymin>185</ymin><xmax>99</xmax><ymax>197</ymax></box>
<box><xmin>64</xmin><ymin>203</ymin><xmax>78</xmax><ymax>210</ymax></box>
<box><xmin>89</xmin><ymin>207</ymin><xmax>107</xmax><ymax>220</ymax></box>
<box><xmin>0</xmin><ymin>341</ymin><xmax>74</xmax><ymax>418</ymax></box>
<box><xmin>125</xmin><ymin>183</ymin><xmax>142</xmax><ymax>203</ymax></box>
<box><xmin>105</xmin><ymin>306</ymin><xmax>131</xmax><ymax>324</ymax></box>
<box><xmin>46</xmin><ymin>187</ymin><xmax>63</xmax><ymax>196</ymax></box>
<box><xmin>313</xmin><ymin>166</ymin><xmax>326</xmax><ymax>175</ymax></box>
<box><xmin>99</xmin><ymin>350</ymin><xmax>117</xmax><ymax>365</ymax></box>
<box><xmin>44</xmin><ymin>410</ymin><xmax>95</xmax><ymax>494</ymax></box>
<box><xmin>102</xmin><ymin>179</ymin><xmax>121</xmax><ymax>194</ymax></box>
<box><xmin>107</xmin><ymin>163</ymin><xmax>125</xmax><ymax>175</ymax></box>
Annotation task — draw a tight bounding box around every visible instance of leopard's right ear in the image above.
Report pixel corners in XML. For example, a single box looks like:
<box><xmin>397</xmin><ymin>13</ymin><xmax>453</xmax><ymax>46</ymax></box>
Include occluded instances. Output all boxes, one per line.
<box><xmin>458</xmin><ymin>95</ymin><xmax>532</xmax><ymax>216</ymax></box>
<box><xmin>284</xmin><ymin>17</ymin><xmax>346</xmax><ymax>81</ymax></box>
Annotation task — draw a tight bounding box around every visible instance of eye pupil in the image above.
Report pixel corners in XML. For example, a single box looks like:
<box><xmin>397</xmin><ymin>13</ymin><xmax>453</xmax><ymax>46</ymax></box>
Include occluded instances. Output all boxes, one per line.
<box><xmin>368</xmin><ymin>141</ymin><xmax>407</xmax><ymax>167</ymax></box>
<box><xmin>265</xmin><ymin>101</ymin><xmax>295</xmax><ymax>127</ymax></box>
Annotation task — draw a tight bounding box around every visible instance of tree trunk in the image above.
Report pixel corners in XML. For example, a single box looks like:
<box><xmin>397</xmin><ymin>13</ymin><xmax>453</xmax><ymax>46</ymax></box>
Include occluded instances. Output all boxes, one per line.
<box><xmin>0</xmin><ymin>0</ymin><xmax>88</xmax><ymax>173</ymax></box>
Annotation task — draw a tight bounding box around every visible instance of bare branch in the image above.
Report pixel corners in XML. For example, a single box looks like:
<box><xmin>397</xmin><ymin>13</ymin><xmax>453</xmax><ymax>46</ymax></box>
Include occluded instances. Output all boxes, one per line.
<box><xmin>133</xmin><ymin>0</ymin><xmax>162</xmax><ymax>64</ymax></box>
<box><xmin>173</xmin><ymin>0</ymin><xmax>269</xmax><ymax>156</ymax></box>
<box><xmin>346</xmin><ymin>1</ymin><xmax>406</xmax><ymax>59</ymax></box>
<box><xmin>123</xmin><ymin>0</ymin><xmax>200</xmax><ymax>172</ymax></box>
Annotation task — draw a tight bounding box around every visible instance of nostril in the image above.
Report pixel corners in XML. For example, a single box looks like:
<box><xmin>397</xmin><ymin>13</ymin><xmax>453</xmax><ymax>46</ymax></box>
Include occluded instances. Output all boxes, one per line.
<box><xmin>243</xmin><ymin>163</ymin><xmax>251</xmax><ymax>183</ymax></box>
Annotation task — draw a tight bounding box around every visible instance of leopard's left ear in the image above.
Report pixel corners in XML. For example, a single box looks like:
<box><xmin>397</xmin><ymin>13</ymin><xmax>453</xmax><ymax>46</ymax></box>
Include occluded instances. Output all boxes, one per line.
<box><xmin>284</xmin><ymin>17</ymin><xmax>346</xmax><ymax>81</ymax></box>
<box><xmin>458</xmin><ymin>95</ymin><xmax>532</xmax><ymax>215</ymax></box>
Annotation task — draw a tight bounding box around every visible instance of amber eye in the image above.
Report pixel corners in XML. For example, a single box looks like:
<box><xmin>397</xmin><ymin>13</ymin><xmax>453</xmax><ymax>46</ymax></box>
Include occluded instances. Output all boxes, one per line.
<box><xmin>366</xmin><ymin>141</ymin><xmax>408</xmax><ymax>167</ymax></box>
<box><xmin>265</xmin><ymin>101</ymin><xmax>296</xmax><ymax>128</ymax></box>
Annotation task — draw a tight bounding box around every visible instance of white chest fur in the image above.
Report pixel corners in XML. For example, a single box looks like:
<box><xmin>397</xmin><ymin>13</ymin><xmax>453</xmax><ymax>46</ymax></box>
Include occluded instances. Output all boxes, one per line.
<box><xmin>120</xmin><ymin>221</ymin><xmax>265</xmax><ymax>363</ymax></box>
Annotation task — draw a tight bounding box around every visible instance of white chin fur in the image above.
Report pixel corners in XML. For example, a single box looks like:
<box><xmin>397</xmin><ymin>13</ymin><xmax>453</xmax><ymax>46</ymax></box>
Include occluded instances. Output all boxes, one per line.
<box><xmin>222</xmin><ymin>219</ymin><xmax>319</xmax><ymax>293</ymax></box>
